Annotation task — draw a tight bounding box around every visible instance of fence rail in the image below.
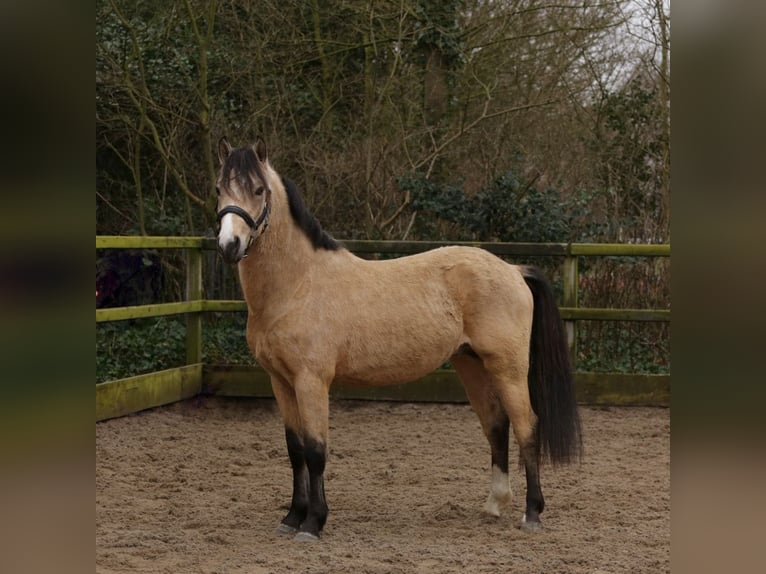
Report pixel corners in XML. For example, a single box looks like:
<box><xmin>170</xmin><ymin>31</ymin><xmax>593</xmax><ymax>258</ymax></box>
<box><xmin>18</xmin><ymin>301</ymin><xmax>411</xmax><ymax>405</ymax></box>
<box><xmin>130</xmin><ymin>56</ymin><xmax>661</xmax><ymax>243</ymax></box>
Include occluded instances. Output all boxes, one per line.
<box><xmin>96</xmin><ymin>235</ymin><xmax>670</xmax><ymax>256</ymax></box>
<box><xmin>96</xmin><ymin>236</ymin><xmax>670</xmax><ymax>421</ymax></box>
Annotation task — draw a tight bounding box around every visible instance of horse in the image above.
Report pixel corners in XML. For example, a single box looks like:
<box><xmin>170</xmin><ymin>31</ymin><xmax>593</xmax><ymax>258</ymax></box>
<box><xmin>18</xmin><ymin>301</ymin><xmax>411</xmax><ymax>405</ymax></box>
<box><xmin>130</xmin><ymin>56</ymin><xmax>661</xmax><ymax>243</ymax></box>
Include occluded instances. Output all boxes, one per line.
<box><xmin>214</xmin><ymin>137</ymin><xmax>582</xmax><ymax>542</ymax></box>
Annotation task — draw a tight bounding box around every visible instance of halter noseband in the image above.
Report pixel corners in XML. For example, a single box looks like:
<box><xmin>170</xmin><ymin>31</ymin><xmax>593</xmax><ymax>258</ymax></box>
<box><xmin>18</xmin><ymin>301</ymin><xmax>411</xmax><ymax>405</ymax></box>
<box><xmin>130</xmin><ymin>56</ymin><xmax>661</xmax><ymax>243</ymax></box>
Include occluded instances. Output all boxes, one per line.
<box><xmin>216</xmin><ymin>191</ymin><xmax>272</xmax><ymax>258</ymax></box>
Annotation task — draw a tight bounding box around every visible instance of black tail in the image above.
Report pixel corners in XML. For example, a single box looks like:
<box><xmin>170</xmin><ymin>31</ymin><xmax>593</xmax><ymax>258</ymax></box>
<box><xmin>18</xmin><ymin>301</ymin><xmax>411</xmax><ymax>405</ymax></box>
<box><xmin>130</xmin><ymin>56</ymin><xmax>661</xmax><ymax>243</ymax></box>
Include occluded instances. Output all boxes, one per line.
<box><xmin>522</xmin><ymin>266</ymin><xmax>583</xmax><ymax>466</ymax></box>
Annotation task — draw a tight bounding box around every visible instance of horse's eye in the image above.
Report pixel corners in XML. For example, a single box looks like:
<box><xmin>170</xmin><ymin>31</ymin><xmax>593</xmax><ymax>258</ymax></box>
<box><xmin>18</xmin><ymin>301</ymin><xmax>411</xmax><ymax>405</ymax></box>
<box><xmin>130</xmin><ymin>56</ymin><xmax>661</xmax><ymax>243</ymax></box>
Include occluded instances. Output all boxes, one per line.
<box><xmin>215</xmin><ymin>186</ymin><xmax>221</xmax><ymax>196</ymax></box>
<box><xmin>255</xmin><ymin>186</ymin><xmax>264</xmax><ymax>196</ymax></box>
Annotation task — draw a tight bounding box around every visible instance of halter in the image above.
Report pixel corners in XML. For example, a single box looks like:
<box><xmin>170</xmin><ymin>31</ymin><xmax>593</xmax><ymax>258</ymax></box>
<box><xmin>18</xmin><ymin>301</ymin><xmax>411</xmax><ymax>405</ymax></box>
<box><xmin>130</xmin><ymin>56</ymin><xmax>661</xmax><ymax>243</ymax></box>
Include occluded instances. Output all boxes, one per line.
<box><xmin>216</xmin><ymin>190</ymin><xmax>272</xmax><ymax>258</ymax></box>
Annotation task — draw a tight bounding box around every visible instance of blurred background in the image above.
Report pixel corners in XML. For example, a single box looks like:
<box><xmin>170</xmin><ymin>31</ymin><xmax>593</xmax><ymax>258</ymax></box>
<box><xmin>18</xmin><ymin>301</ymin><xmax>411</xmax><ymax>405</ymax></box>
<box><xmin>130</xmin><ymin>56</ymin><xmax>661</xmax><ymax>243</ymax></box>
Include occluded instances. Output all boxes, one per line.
<box><xmin>95</xmin><ymin>0</ymin><xmax>671</xmax><ymax>383</ymax></box>
<box><xmin>96</xmin><ymin>0</ymin><xmax>670</xmax><ymax>243</ymax></box>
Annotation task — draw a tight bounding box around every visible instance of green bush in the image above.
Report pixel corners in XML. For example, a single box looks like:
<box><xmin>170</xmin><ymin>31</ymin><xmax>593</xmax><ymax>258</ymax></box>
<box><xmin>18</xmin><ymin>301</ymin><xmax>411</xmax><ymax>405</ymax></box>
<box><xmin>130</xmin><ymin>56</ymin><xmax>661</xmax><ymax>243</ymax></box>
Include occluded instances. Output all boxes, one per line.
<box><xmin>577</xmin><ymin>322</ymin><xmax>669</xmax><ymax>375</ymax></box>
<box><xmin>96</xmin><ymin>314</ymin><xmax>255</xmax><ymax>383</ymax></box>
<box><xmin>398</xmin><ymin>170</ymin><xmax>603</xmax><ymax>243</ymax></box>
<box><xmin>201</xmin><ymin>314</ymin><xmax>253</xmax><ymax>366</ymax></box>
<box><xmin>97</xmin><ymin>318</ymin><xmax>187</xmax><ymax>383</ymax></box>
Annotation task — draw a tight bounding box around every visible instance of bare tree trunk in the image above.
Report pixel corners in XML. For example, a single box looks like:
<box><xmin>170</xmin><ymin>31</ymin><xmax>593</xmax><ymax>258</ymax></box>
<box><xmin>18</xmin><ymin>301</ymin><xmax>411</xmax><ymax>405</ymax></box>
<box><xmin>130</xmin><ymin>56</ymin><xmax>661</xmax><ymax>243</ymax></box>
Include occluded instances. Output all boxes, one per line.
<box><xmin>184</xmin><ymin>0</ymin><xmax>218</xmax><ymax>232</ymax></box>
<box><xmin>424</xmin><ymin>47</ymin><xmax>448</xmax><ymax>126</ymax></box>
<box><xmin>133</xmin><ymin>117</ymin><xmax>147</xmax><ymax>235</ymax></box>
<box><xmin>311</xmin><ymin>0</ymin><xmax>333</xmax><ymax>130</ymax></box>
<box><xmin>657</xmin><ymin>0</ymin><xmax>670</xmax><ymax>239</ymax></box>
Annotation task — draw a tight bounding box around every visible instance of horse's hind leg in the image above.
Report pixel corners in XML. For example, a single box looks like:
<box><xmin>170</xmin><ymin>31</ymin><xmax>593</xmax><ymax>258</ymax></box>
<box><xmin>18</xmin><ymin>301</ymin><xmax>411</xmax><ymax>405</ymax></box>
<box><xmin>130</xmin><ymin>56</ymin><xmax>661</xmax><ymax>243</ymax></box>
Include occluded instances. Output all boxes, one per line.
<box><xmin>452</xmin><ymin>355</ymin><xmax>513</xmax><ymax>517</ymax></box>
<box><xmin>491</xmin><ymin>369</ymin><xmax>545</xmax><ymax>531</ymax></box>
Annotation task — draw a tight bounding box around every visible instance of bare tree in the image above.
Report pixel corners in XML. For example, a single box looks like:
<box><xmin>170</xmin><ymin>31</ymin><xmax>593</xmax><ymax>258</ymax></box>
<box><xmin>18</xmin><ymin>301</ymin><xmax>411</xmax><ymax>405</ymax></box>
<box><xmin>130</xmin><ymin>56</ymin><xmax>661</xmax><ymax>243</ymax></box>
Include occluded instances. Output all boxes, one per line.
<box><xmin>97</xmin><ymin>0</ymin><xmax>668</xmax><ymax>240</ymax></box>
<box><xmin>97</xmin><ymin>0</ymin><xmax>221</xmax><ymax>234</ymax></box>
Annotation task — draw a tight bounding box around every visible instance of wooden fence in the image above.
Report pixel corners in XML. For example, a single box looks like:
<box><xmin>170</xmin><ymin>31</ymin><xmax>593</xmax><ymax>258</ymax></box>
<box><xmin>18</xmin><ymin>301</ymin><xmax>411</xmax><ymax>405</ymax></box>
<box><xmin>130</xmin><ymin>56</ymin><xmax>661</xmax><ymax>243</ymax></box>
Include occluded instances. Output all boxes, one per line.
<box><xmin>96</xmin><ymin>236</ymin><xmax>670</xmax><ymax>421</ymax></box>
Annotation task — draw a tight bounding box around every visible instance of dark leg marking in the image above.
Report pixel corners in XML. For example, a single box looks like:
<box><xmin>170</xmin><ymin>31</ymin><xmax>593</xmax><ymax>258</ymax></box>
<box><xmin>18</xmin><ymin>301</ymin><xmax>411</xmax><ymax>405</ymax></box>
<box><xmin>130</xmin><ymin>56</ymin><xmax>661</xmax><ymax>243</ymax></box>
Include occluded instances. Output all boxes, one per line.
<box><xmin>489</xmin><ymin>413</ymin><xmax>510</xmax><ymax>474</ymax></box>
<box><xmin>280</xmin><ymin>428</ymin><xmax>309</xmax><ymax>533</ymax></box>
<box><xmin>297</xmin><ymin>437</ymin><xmax>328</xmax><ymax>539</ymax></box>
<box><xmin>520</xmin><ymin>441</ymin><xmax>545</xmax><ymax>530</ymax></box>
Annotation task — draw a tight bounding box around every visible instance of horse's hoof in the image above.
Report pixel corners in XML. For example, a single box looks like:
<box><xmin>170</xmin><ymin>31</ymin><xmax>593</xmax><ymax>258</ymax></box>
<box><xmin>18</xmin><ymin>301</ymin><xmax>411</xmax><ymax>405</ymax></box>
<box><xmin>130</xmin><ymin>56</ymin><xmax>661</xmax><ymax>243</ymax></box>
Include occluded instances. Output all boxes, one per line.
<box><xmin>276</xmin><ymin>523</ymin><xmax>297</xmax><ymax>536</ymax></box>
<box><xmin>520</xmin><ymin>517</ymin><xmax>543</xmax><ymax>533</ymax></box>
<box><xmin>484</xmin><ymin>496</ymin><xmax>511</xmax><ymax>517</ymax></box>
<box><xmin>294</xmin><ymin>531</ymin><xmax>320</xmax><ymax>542</ymax></box>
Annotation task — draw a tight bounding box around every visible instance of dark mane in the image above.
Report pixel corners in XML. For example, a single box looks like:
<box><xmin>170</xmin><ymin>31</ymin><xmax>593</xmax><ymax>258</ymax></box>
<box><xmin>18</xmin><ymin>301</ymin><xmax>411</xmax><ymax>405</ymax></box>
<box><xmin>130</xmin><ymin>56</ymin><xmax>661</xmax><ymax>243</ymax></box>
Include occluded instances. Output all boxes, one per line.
<box><xmin>282</xmin><ymin>176</ymin><xmax>340</xmax><ymax>251</ymax></box>
<box><xmin>221</xmin><ymin>147</ymin><xmax>263</xmax><ymax>195</ymax></box>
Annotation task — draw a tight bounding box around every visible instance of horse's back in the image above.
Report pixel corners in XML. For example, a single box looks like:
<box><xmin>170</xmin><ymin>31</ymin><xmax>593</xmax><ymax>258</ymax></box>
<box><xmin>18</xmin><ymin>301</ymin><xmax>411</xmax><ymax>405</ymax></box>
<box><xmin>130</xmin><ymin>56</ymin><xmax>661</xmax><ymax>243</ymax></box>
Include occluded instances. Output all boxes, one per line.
<box><xmin>343</xmin><ymin>245</ymin><xmax>531</xmax><ymax>327</ymax></box>
<box><xmin>330</xmin><ymin>246</ymin><xmax>532</xmax><ymax>382</ymax></box>
<box><xmin>398</xmin><ymin>245</ymin><xmax>531</xmax><ymax>312</ymax></box>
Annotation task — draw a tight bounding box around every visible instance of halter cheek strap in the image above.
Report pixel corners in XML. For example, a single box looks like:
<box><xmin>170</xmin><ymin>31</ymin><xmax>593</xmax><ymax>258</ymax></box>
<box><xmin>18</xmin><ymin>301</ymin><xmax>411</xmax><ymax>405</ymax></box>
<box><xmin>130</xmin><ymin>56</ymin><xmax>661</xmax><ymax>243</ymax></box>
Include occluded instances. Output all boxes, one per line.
<box><xmin>216</xmin><ymin>189</ymin><xmax>272</xmax><ymax>256</ymax></box>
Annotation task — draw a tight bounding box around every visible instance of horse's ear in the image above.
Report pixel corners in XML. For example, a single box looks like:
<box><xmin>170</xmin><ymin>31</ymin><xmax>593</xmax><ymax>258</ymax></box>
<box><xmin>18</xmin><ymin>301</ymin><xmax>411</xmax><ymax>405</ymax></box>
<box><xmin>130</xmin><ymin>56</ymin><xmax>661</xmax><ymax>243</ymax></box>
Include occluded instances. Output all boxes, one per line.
<box><xmin>218</xmin><ymin>136</ymin><xmax>232</xmax><ymax>165</ymax></box>
<box><xmin>253</xmin><ymin>137</ymin><xmax>268</xmax><ymax>163</ymax></box>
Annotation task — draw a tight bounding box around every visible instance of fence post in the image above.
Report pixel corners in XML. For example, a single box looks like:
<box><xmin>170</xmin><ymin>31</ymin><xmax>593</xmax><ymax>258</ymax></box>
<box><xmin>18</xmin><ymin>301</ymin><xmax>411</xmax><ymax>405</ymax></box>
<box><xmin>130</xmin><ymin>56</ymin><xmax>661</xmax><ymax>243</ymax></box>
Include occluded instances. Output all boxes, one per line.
<box><xmin>186</xmin><ymin>247</ymin><xmax>202</xmax><ymax>365</ymax></box>
<box><xmin>562</xmin><ymin>250</ymin><xmax>578</xmax><ymax>368</ymax></box>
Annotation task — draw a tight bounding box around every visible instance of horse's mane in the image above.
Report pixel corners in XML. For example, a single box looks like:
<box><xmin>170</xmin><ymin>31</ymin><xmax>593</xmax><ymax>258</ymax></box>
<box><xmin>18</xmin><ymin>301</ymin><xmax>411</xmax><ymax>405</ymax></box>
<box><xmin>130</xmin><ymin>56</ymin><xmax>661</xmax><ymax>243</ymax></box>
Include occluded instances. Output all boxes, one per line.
<box><xmin>282</xmin><ymin>176</ymin><xmax>340</xmax><ymax>251</ymax></box>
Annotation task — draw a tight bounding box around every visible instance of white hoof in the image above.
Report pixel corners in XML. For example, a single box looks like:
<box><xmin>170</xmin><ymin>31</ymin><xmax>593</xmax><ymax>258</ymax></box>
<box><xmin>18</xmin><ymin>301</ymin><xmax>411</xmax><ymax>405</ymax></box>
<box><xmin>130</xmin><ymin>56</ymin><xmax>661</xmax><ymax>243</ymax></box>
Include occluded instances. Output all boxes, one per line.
<box><xmin>484</xmin><ymin>497</ymin><xmax>502</xmax><ymax>517</ymax></box>
<box><xmin>484</xmin><ymin>489</ymin><xmax>512</xmax><ymax>517</ymax></box>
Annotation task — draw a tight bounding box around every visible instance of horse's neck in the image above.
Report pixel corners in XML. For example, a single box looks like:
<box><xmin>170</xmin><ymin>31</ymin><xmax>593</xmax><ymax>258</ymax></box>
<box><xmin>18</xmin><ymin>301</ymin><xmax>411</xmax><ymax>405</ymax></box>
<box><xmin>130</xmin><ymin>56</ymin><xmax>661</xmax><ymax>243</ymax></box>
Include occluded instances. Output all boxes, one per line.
<box><xmin>237</xmin><ymin>212</ymin><xmax>316</xmax><ymax>321</ymax></box>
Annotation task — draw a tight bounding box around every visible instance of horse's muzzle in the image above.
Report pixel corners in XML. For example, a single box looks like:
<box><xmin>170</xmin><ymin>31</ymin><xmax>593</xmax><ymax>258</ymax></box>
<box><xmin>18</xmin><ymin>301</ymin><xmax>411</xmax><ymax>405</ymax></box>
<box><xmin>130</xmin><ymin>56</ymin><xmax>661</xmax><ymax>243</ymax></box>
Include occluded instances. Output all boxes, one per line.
<box><xmin>218</xmin><ymin>236</ymin><xmax>243</xmax><ymax>264</ymax></box>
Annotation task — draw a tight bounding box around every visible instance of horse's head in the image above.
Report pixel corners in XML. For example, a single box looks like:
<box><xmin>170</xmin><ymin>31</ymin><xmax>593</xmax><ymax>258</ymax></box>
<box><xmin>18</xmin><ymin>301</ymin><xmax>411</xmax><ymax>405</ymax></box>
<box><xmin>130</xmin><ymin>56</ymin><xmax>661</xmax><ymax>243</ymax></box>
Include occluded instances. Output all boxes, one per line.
<box><xmin>215</xmin><ymin>137</ymin><xmax>273</xmax><ymax>264</ymax></box>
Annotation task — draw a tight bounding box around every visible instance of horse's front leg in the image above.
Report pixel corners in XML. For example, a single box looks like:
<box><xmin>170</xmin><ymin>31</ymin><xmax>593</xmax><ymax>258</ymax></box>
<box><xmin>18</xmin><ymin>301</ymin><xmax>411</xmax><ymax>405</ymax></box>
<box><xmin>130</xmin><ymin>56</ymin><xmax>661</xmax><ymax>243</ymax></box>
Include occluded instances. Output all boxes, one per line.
<box><xmin>280</xmin><ymin>428</ymin><xmax>309</xmax><ymax>533</ymax></box>
<box><xmin>292</xmin><ymin>372</ymin><xmax>330</xmax><ymax>541</ymax></box>
<box><xmin>271</xmin><ymin>376</ymin><xmax>309</xmax><ymax>535</ymax></box>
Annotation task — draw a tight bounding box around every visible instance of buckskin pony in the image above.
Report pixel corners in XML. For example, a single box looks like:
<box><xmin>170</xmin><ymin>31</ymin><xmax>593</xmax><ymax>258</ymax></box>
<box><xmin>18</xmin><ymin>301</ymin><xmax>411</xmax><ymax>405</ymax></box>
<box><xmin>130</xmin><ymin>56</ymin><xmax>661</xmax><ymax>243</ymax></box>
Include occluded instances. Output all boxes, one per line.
<box><xmin>214</xmin><ymin>137</ymin><xmax>582</xmax><ymax>542</ymax></box>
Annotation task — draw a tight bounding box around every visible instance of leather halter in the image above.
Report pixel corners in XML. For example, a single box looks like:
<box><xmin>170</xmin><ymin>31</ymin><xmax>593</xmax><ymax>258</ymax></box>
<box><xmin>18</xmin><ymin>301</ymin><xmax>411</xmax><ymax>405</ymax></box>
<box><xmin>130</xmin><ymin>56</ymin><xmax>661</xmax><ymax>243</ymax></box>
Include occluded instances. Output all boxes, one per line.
<box><xmin>216</xmin><ymin>190</ymin><xmax>271</xmax><ymax>257</ymax></box>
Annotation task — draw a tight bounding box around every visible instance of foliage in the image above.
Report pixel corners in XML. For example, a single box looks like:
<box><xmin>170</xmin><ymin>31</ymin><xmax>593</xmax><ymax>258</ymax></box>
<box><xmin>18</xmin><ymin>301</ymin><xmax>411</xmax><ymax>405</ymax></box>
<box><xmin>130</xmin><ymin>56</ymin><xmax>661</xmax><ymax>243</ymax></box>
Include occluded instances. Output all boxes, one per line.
<box><xmin>97</xmin><ymin>315</ymin><xmax>255</xmax><ymax>383</ymax></box>
<box><xmin>577</xmin><ymin>322</ymin><xmax>669</xmax><ymax>374</ymax></box>
<box><xmin>96</xmin><ymin>0</ymin><xmax>670</xmax><ymax>380</ymax></box>
<box><xmin>201</xmin><ymin>314</ymin><xmax>253</xmax><ymax>365</ymax></box>
<box><xmin>399</xmin><ymin>170</ymin><xmax>604</xmax><ymax>242</ymax></box>
<box><xmin>97</xmin><ymin>0</ymin><xmax>670</xmax><ymax>242</ymax></box>
<box><xmin>413</xmin><ymin>0</ymin><xmax>464</xmax><ymax>66</ymax></box>
<box><xmin>592</xmin><ymin>74</ymin><xmax>669</xmax><ymax>241</ymax></box>
<box><xmin>97</xmin><ymin>318</ymin><xmax>187</xmax><ymax>383</ymax></box>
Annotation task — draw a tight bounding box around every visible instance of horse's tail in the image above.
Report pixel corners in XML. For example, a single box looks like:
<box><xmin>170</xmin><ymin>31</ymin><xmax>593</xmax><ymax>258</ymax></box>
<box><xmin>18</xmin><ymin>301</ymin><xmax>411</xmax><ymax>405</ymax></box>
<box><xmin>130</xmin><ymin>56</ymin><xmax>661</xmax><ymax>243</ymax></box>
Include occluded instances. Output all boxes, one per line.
<box><xmin>522</xmin><ymin>266</ymin><xmax>583</xmax><ymax>466</ymax></box>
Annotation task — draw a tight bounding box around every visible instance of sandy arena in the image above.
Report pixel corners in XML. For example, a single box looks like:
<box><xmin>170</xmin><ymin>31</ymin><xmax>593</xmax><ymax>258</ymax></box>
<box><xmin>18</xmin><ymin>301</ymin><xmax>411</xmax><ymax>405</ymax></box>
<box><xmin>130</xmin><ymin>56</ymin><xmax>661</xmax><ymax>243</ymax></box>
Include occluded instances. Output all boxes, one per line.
<box><xmin>96</xmin><ymin>397</ymin><xmax>669</xmax><ymax>573</ymax></box>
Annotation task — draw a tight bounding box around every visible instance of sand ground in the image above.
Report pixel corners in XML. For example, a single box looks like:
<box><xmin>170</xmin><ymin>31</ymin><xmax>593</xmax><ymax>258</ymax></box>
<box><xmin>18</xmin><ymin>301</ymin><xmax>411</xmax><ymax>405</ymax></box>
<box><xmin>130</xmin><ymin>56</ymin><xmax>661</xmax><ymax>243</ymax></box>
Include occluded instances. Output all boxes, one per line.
<box><xmin>96</xmin><ymin>397</ymin><xmax>669</xmax><ymax>573</ymax></box>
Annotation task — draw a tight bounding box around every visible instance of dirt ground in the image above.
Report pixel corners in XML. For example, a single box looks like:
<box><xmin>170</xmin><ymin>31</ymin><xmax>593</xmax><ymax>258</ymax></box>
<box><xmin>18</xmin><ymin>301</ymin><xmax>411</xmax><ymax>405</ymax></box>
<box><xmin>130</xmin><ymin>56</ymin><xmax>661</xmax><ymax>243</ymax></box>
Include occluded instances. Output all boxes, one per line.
<box><xmin>96</xmin><ymin>397</ymin><xmax>669</xmax><ymax>574</ymax></box>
